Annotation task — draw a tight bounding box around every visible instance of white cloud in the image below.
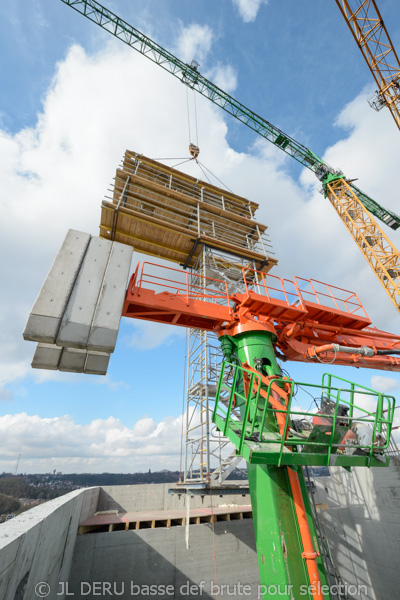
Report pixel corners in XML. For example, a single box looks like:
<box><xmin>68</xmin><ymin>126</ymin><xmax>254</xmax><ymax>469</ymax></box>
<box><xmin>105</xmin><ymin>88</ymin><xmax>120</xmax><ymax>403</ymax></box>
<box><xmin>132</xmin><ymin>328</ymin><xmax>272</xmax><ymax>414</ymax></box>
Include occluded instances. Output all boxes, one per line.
<box><xmin>125</xmin><ymin>321</ymin><xmax>186</xmax><ymax>351</ymax></box>
<box><xmin>232</xmin><ymin>0</ymin><xmax>269</xmax><ymax>23</ymax></box>
<box><xmin>371</xmin><ymin>375</ymin><xmax>400</xmax><ymax>393</ymax></box>
<box><xmin>208</xmin><ymin>63</ymin><xmax>238</xmax><ymax>93</ymax></box>
<box><xmin>0</xmin><ymin>412</ymin><xmax>184</xmax><ymax>473</ymax></box>
<box><xmin>175</xmin><ymin>23</ymin><xmax>213</xmax><ymax>64</ymax></box>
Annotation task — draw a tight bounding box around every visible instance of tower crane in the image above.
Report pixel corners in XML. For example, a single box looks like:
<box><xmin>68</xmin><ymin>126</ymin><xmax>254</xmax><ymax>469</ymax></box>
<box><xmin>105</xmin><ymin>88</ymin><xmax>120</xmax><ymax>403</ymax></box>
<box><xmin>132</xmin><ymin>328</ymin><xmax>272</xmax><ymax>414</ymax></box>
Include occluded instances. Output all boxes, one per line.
<box><xmin>334</xmin><ymin>0</ymin><xmax>400</xmax><ymax>131</ymax></box>
<box><xmin>60</xmin><ymin>0</ymin><xmax>400</xmax><ymax>315</ymax></box>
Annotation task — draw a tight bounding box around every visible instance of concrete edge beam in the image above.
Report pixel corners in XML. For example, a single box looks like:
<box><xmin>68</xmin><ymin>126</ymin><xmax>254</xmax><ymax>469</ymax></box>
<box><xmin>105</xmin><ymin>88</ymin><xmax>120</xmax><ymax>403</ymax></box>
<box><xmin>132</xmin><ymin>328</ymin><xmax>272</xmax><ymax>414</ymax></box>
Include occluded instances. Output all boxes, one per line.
<box><xmin>87</xmin><ymin>242</ymin><xmax>133</xmax><ymax>353</ymax></box>
<box><xmin>31</xmin><ymin>343</ymin><xmax>63</xmax><ymax>370</ymax></box>
<box><xmin>23</xmin><ymin>230</ymin><xmax>91</xmax><ymax>344</ymax></box>
<box><xmin>56</xmin><ymin>237</ymin><xmax>112</xmax><ymax>349</ymax></box>
<box><xmin>84</xmin><ymin>351</ymin><xmax>110</xmax><ymax>375</ymax></box>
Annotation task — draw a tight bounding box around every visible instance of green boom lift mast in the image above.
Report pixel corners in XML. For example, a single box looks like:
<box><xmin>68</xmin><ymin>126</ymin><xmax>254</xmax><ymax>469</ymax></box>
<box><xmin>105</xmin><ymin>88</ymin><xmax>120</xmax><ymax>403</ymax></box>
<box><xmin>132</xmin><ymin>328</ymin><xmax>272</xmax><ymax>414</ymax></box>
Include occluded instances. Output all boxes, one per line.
<box><xmin>60</xmin><ymin>0</ymin><xmax>400</xmax><ymax>314</ymax></box>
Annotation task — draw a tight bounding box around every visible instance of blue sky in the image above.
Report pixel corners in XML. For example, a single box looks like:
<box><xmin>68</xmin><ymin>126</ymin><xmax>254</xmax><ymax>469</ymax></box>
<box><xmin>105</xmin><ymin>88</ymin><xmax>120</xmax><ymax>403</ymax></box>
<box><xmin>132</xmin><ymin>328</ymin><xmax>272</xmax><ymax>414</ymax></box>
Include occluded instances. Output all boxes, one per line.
<box><xmin>1</xmin><ymin>0</ymin><xmax>400</xmax><ymax>473</ymax></box>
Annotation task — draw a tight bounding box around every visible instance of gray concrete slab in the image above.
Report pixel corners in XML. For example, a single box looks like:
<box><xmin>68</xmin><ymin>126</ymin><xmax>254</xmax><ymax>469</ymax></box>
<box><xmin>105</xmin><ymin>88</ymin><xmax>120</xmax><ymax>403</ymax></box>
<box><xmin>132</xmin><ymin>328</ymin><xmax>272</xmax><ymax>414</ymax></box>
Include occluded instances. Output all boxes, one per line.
<box><xmin>31</xmin><ymin>343</ymin><xmax>63</xmax><ymax>370</ymax></box>
<box><xmin>84</xmin><ymin>350</ymin><xmax>110</xmax><ymax>375</ymax></box>
<box><xmin>87</xmin><ymin>242</ymin><xmax>133</xmax><ymax>353</ymax></box>
<box><xmin>31</xmin><ymin>346</ymin><xmax>110</xmax><ymax>376</ymax></box>
<box><xmin>23</xmin><ymin>230</ymin><xmax>91</xmax><ymax>344</ymax></box>
<box><xmin>57</xmin><ymin>237</ymin><xmax>113</xmax><ymax>349</ymax></box>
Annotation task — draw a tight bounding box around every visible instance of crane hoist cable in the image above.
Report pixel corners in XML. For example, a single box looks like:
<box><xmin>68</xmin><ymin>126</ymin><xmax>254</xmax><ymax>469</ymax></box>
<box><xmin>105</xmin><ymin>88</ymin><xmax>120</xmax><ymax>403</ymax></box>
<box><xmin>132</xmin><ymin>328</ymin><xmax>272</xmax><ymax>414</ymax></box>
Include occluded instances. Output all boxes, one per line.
<box><xmin>59</xmin><ymin>0</ymin><xmax>400</xmax><ymax>315</ymax></box>
<box><xmin>186</xmin><ymin>87</ymin><xmax>200</xmax><ymax>159</ymax></box>
<box><xmin>186</xmin><ymin>66</ymin><xmax>200</xmax><ymax>159</ymax></box>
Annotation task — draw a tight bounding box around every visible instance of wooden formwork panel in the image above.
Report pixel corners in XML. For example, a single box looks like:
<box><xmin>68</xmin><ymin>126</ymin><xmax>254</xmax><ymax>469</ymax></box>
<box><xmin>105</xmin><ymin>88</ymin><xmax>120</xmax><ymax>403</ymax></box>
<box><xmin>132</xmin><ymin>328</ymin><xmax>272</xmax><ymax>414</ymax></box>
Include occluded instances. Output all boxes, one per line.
<box><xmin>100</xmin><ymin>201</ymin><xmax>277</xmax><ymax>272</ymax></box>
<box><xmin>123</xmin><ymin>151</ymin><xmax>259</xmax><ymax>217</ymax></box>
<box><xmin>100</xmin><ymin>151</ymin><xmax>277</xmax><ymax>273</ymax></box>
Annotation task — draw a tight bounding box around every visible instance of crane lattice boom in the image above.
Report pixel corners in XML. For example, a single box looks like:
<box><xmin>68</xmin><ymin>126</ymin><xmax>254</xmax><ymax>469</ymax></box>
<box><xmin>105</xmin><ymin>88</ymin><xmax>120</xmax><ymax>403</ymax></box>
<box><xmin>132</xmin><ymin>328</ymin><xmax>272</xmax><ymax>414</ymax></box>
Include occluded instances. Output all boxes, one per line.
<box><xmin>335</xmin><ymin>0</ymin><xmax>400</xmax><ymax>130</ymax></box>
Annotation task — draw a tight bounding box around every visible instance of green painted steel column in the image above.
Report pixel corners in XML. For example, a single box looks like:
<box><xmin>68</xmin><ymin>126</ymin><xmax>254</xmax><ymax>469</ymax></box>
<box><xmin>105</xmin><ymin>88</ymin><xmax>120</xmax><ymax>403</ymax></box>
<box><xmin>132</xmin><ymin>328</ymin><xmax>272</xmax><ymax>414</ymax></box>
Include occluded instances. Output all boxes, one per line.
<box><xmin>221</xmin><ymin>330</ymin><xmax>281</xmax><ymax>427</ymax></box>
<box><xmin>220</xmin><ymin>330</ymin><xmax>330</xmax><ymax>600</ymax></box>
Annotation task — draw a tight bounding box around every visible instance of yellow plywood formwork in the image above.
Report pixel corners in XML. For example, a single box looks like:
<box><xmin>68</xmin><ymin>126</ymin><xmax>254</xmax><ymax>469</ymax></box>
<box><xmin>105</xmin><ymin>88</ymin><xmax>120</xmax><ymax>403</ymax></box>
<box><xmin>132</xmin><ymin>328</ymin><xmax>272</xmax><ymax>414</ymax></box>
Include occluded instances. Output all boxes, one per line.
<box><xmin>99</xmin><ymin>151</ymin><xmax>277</xmax><ymax>273</ymax></box>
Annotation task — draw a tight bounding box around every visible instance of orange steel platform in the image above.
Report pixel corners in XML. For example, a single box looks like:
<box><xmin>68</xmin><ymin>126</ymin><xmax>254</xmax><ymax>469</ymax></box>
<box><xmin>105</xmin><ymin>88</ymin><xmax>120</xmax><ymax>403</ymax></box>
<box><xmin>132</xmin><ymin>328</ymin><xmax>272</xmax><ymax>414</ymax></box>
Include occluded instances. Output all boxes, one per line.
<box><xmin>121</xmin><ymin>261</ymin><xmax>400</xmax><ymax>371</ymax></box>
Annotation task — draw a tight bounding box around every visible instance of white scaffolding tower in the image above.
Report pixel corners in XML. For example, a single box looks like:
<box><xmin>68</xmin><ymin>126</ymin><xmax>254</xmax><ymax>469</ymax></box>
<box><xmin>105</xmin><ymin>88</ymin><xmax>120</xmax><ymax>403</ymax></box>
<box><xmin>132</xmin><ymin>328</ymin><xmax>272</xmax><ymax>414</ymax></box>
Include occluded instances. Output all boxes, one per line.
<box><xmin>101</xmin><ymin>152</ymin><xmax>275</xmax><ymax>485</ymax></box>
<box><xmin>183</xmin><ymin>247</ymin><xmax>261</xmax><ymax>485</ymax></box>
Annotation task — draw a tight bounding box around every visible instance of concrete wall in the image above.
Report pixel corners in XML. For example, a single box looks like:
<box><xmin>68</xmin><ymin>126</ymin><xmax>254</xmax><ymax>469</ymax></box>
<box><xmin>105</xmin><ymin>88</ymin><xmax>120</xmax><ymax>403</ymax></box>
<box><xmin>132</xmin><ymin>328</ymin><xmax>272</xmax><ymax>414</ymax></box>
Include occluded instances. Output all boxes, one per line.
<box><xmin>68</xmin><ymin>483</ymin><xmax>259</xmax><ymax>599</ymax></box>
<box><xmin>0</xmin><ymin>487</ymin><xmax>99</xmax><ymax>600</ymax></box>
<box><xmin>3</xmin><ymin>468</ymin><xmax>399</xmax><ymax>600</ymax></box>
<box><xmin>68</xmin><ymin>520</ymin><xmax>260</xmax><ymax>600</ymax></box>
<box><xmin>313</xmin><ymin>459</ymin><xmax>400</xmax><ymax>600</ymax></box>
<box><xmin>96</xmin><ymin>482</ymin><xmax>251</xmax><ymax>513</ymax></box>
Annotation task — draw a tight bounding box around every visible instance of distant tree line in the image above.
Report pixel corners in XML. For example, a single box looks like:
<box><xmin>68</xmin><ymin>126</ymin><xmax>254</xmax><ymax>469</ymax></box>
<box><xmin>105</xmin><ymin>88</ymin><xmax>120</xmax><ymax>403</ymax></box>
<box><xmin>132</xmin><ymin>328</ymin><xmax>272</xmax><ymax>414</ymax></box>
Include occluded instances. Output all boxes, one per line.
<box><xmin>55</xmin><ymin>471</ymin><xmax>181</xmax><ymax>487</ymax></box>
<box><xmin>0</xmin><ymin>477</ymin><xmax>63</xmax><ymax>501</ymax></box>
<box><xmin>0</xmin><ymin>492</ymin><xmax>20</xmax><ymax>515</ymax></box>
<box><xmin>0</xmin><ymin>468</ymin><xmax>248</xmax><ymax>512</ymax></box>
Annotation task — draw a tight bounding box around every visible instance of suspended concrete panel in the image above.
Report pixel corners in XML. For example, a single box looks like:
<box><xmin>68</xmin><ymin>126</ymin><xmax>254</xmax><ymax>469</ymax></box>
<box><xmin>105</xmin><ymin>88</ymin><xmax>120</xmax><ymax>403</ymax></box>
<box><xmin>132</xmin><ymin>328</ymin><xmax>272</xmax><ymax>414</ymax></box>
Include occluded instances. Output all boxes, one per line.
<box><xmin>56</xmin><ymin>237</ymin><xmax>113</xmax><ymax>349</ymax></box>
<box><xmin>59</xmin><ymin>347</ymin><xmax>88</xmax><ymax>373</ymax></box>
<box><xmin>87</xmin><ymin>242</ymin><xmax>133</xmax><ymax>353</ymax></box>
<box><xmin>84</xmin><ymin>350</ymin><xmax>111</xmax><ymax>375</ymax></box>
<box><xmin>23</xmin><ymin>229</ymin><xmax>91</xmax><ymax>344</ymax></box>
<box><xmin>25</xmin><ymin>229</ymin><xmax>131</xmax><ymax>376</ymax></box>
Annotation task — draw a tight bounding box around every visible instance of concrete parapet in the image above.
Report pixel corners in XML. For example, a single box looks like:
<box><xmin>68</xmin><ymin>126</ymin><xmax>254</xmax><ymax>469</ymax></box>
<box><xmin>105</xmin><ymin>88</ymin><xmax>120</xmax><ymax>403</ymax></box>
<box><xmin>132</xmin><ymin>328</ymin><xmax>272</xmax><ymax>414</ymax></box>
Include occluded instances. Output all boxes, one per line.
<box><xmin>0</xmin><ymin>487</ymin><xmax>100</xmax><ymax>600</ymax></box>
<box><xmin>96</xmin><ymin>482</ymin><xmax>250</xmax><ymax>513</ymax></box>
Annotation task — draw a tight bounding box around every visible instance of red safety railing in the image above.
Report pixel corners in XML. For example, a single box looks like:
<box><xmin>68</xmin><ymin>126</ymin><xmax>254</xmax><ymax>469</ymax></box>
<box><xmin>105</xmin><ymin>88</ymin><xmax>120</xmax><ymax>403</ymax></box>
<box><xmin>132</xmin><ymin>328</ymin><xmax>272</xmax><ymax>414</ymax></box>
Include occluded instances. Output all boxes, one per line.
<box><xmin>131</xmin><ymin>262</ymin><xmax>232</xmax><ymax>310</ymax></box>
<box><xmin>295</xmin><ymin>277</ymin><xmax>369</xmax><ymax>319</ymax></box>
<box><xmin>242</xmin><ymin>268</ymin><xmax>306</xmax><ymax>310</ymax></box>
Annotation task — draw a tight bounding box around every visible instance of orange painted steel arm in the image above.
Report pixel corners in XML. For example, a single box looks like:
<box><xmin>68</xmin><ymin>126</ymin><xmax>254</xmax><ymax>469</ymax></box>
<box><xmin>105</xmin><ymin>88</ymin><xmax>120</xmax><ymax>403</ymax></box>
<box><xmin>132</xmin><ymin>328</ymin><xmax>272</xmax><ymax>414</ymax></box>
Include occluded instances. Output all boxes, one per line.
<box><xmin>123</xmin><ymin>261</ymin><xmax>400</xmax><ymax>372</ymax></box>
<box><xmin>287</xmin><ymin>468</ymin><xmax>325</xmax><ymax>600</ymax></box>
